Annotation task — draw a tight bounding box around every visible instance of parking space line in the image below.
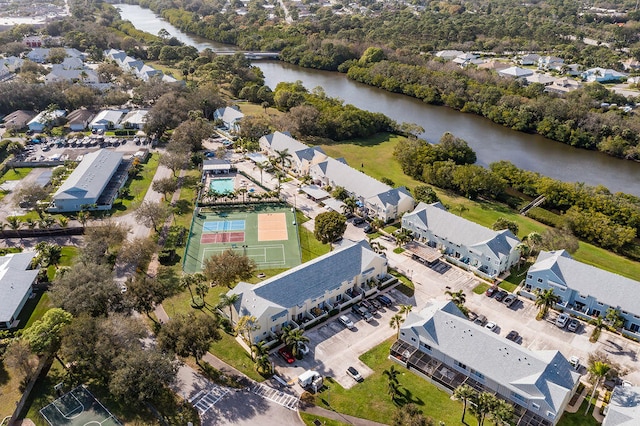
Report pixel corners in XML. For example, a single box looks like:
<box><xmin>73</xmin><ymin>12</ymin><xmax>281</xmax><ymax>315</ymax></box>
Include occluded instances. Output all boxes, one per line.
<box><xmin>190</xmin><ymin>385</ymin><xmax>229</xmax><ymax>415</ymax></box>
<box><xmin>251</xmin><ymin>384</ymin><xmax>299</xmax><ymax>411</ymax></box>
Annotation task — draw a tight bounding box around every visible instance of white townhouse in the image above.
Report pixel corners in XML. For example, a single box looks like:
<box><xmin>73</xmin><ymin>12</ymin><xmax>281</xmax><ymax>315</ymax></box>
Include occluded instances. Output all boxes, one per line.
<box><xmin>309</xmin><ymin>157</ymin><xmax>414</xmax><ymax>222</ymax></box>
<box><xmin>401</xmin><ymin>202</ymin><xmax>520</xmax><ymax>279</ymax></box>
<box><xmin>523</xmin><ymin>250</ymin><xmax>640</xmax><ymax>337</ymax></box>
<box><xmin>49</xmin><ymin>149</ymin><xmax>128</xmax><ymax>212</ymax></box>
<box><xmin>259</xmin><ymin>131</ymin><xmax>328</xmax><ymax>175</ymax></box>
<box><xmin>603</xmin><ymin>385</ymin><xmax>640</xmax><ymax>425</ymax></box>
<box><xmin>227</xmin><ymin>241</ymin><xmax>388</xmax><ymax>343</ymax></box>
<box><xmin>393</xmin><ymin>301</ymin><xmax>579</xmax><ymax>426</ymax></box>
<box><xmin>0</xmin><ymin>252</ymin><xmax>40</xmax><ymax>329</ymax></box>
<box><xmin>213</xmin><ymin>106</ymin><xmax>244</xmax><ymax>132</ymax></box>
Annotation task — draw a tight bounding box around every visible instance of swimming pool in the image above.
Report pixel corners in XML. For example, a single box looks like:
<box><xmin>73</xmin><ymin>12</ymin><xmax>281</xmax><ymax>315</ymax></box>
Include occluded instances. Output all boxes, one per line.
<box><xmin>210</xmin><ymin>178</ymin><xmax>235</xmax><ymax>194</ymax></box>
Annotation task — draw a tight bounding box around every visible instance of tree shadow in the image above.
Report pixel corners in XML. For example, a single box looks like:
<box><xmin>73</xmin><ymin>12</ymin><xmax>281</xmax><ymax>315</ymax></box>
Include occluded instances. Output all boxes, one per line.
<box><xmin>395</xmin><ymin>388</ymin><xmax>425</xmax><ymax>406</ymax></box>
<box><xmin>173</xmin><ymin>199</ymin><xmax>193</xmax><ymax>216</ymax></box>
<box><xmin>0</xmin><ymin>360</ymin><xmax>9</xmax><ymax>386</ymax></box>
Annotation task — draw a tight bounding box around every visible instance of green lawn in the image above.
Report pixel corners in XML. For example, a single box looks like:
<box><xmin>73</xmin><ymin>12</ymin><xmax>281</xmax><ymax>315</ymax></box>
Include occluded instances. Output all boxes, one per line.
<box><xmin>300</xmin><ymin>412</ymin><xmax>350</xmax><ymax>426</ymax></box>
<box><xmin>296</xmin><ymin>210</ymin><xmax>330</xmax><ymax>262</ymax></box>
<box><xmin>308</xmin><ymin>338</ymin><xmax>479</xmax><ymax>425</ymax></box>
<box><xmin>320</xmin><ymin>134</ymin><xmax>640</xmax><ymax>281</ymax></box>
<box><xmin>0</xmin><ymin>167</ymin><xmax>33</xmax><ymax>184</ymax></box>
<box><xmin>557</xmin><ymin>399</ymin><xmax>601</xmax><ymax>426</ymax></box>
<box><xmin>473</xmin><ymin>282</ymin><xmax>491</xmax><ymax>294</ymax></box>
<box><xmin>22</xmin><ymin>292</ymin><xmax>52</xmax><ymax>329</ymax></box>
<box><xmin>46</xmin><ymin>246</ymin><xmax>78</xmax><ymax>281</ymax></box>
<box><xmin>111</xmin><ymin>153</ymin><xmax>160</xmax><ymax>216</ymax></box>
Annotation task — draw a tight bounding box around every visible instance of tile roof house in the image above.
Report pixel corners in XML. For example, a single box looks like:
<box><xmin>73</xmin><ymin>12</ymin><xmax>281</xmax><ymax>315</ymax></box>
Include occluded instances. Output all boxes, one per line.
<box><xmin>435</xmin><ymin>50</ymin><xmax>464</xmax><ymax>60</ymax></box>
<box><xmin>2</xmin><ymin>110</ymin><xmax>36</xmax><ymax>130</ymax></box>
<box><xmin>393</xmin><ymin>300</ymin><xmax>579</xmax><ymax>425</ymax></box>
<box><xmin>214</xmin><ymin>106</ymin><xmax>245</xmax><ymax>132</ymax></box>
<box><xmin>603</xmin><ymin>385</ymin><xmax>640</xmax><ymax>426</ymax></box>
<box><xmin>27</xmin><ymin>109</ymin><xmax>67</xmax><ymax>132</ymax></box>
<box><xmin>545</xmin><ymin>78</ymin><xmax>582</xmax><ymax>95</ymax></box>
<box><xmin>523</xmin><ymin>250</ymin><xmax>640</xmax><ymax>336</ymax></box>
<box><xmin>538</xmin><ymin>56</ymin><xmax>564</xmax><ymax>71</ymax></box>
<box><xmin>49</xmin><ymin>149</ymin><xmax>126</xmax><ymax>212</ymax></box>
<box><xmin>226</xmin><ymin>241</ymin><xmax>388</xmax><ymax>343</ymax></box>
<box><xmin>498</xmin><ymin>66</ymin><xmax>534</xmax><ymax>79</ymax></box>
<box><xmin>0</xmin><ymin>252</ymin><xmax>39</xmax><ymax>329</ymax></box>
<box><xmin>525</xmin><ymin>73</ymin><xmax>555</xmax><ymax>86</ymax></box>
<box><xmin>66</xmin><ymin>109</ymin><xmax>95</xmax><ymax>132</ymax></box>
<box><xmin>401</xmin><ymin>202</ymin><xmax>520</xmax><ymax>279</ymax></box>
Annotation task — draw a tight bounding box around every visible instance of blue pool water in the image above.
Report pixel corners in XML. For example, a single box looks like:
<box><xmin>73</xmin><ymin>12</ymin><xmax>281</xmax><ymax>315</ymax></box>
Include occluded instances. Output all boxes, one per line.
<box><xmin>210</xmin><ymin>178</ymin><xmax>235</xmax><ymax>194</ymax></box>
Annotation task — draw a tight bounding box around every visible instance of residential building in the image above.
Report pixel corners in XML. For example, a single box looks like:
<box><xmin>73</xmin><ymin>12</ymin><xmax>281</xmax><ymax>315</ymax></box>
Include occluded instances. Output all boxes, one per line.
<box><xmin>477</xmin><ymin>60</ymin><xmax>510</xmax><ymax>71</ymax></box>
<box><xmin>582</xmin><ymin>67</ymin><xmax>627</xmax><ymax>83</ymax></box>
<box><xmin>0</xmin><ymin>252</ymin><xmax>39</xmax><ymax>329</ymax></box>
<box><xmin>401</xmin><ymin>202</ymin><xmax>520</xmax><ymax>279</ymax></box>
<box><xmin>392</xmin><ymin>300</ymin><xmax>580</xmax><ymax>426</ymax></box>
<box><xmin>49</xmin><ymin>149</ymin><xmax>128</xmax><ymax>212</ymax></box>
<box><xmin>603</xmin><ymin>385</ymin><xmax>640</xmax><ymax>425</ymax></box>
<box><xmin>44</xmin><ymin>67</ymin><xmax>99</xmax><ymax>85</ymax></box>
<box><xmin>103</xmin><ymin>49</ymin><xmax>169</xmax><ymax>83</ymax></box>
<box><xmin>622</xmin><ymin>58</ymin><xmax>640</xmax><ymax>71</ymax></box>
<box><xmin>89</xmin><ymin>110</ymin><xmax>125</xmax><ymax>130</ymax></box>
<box><xmin>545</xmin><ymin>78</ymin><xmax>582</xmax><ymax>95</ymax></box>
<box><xmin>214</xmin><ymin>106</ymin><xmax>245</xmax><ymax>132</ymax></box>
<box><xmin>27</xmin><ymin>109</ymin><xmax>66</xmax><ymax>132</ymax></box>
<box><xmin>227</xmin><ymin>241</ymin><xmax>388</xmax><ymax>343</ymax></box>
<box><xmin>525</xmin><ymin>73</ymin><xmax>555</xmax><ymax>86</ymax></box>
<box><xmin>259</xmin><ymin>131</ymin><xmax>328</xmax><ymax>175</ymax></box>
<box><xmin>0</xmin><ymin>56</ymin><xmax>23</xmax><ymax>73</ymax></box>
<box><xmin>522</xmin><ymin>250</ymin><xmax>640</xmax><ymax>337</ymax></box>
<box><xmin>538</xmin><ymin>56</ymin><xmax>564</xmax><ymax>70</ymax></box>
<box><xmin>25</xmin><ymin>47</ymin><xmax>83</xmax><ymax>64</ymax></box>
<box><xmin>519</xmin><ymin>53</ymin><xmax>541</xmax><ymax>66</ymax></box>
<box><xmin>498</xmin><ymin>66</ymin><xmax>534</xmax><ymax>79</ymax></box>
<box><xmin>435</xmin><ymin>50</ymin><xmax>464</xmax><ymax>60</ymax></box>
<box><xmin>452</xmin><ymin>52</ymin><xmax>482</xmax><ymax>67</ymax></box>
<box><xmin>309</xmin><ymin>157</ymin><xmax>414</xmax><ymax>222</ymax></box>
<box><xmin>2</xmin><ymin>110</ymin><xmax>36</xmax><ymax>130</ymax></box>
<box><xmin>120</xmin><ymin>109</ymin><xmax>148</xmax><ymax>129</ymax></box>
<box><xmin>66</xmin><ymin>109</ymin><xmax>95</xmax><ymax>132</ymax></box>
<box><xmin>23</xmin><ymin>35</ymin><xmax>43</xmax><ymax>48</ymax></box>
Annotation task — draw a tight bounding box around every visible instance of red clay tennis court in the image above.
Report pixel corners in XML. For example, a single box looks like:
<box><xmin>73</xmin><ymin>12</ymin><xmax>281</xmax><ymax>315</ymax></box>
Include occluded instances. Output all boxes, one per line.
<box><xmin>200</xmin><ymin>232</ymin><xmax>245</xmax><ymax>244</ymax></box>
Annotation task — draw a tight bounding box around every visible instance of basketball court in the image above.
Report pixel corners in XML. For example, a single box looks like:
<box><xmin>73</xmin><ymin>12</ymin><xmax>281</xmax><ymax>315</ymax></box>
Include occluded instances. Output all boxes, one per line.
<box><xmin>39</xmin><ymin>385</ymin><xmax>121</xmax><ymax>426</ymax></box>
<box><xmin>184</xmin><ymin>204</ymin><xmax>302</xmax><ymax>273</ymax></box>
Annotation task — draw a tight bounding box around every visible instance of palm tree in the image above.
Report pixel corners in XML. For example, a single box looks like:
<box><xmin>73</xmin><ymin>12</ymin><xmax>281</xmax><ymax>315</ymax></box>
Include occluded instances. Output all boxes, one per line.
<box><xmin>38</xmin><ymin>215</ymin><xmax>55</xmax><ymax>230</ymax></box>
<box><xmin>251</xmin><ymin>340</ymin><xmax>268</xmax><ymax>362</ymax></box>
<box><xmin>24</xmin><ymin>217</ymin><xmax>37</xmax><ymax>230</ymax></box>
<box><xmin>490</xmin><ymin>399</ymin><xmax>514</xmax><ymax>426</ymax></box>
<box><xmin>515</xmin><ymin>242</ymin><xmax>530</xmax><ymax>266</ymax></box>
<box><xmin>590</xmin><ymin>316</ymin><xmax>606</xmax><ymax>342</ymax></box>
<box><xmin>256</xmin><ymin>354</ymin><xmax>272</xmax><ymax>374</ymax></box>
<box><xmin>383</xmin><ymin>365</ymin><xmax>401</xmax><ymax>400</ymax></box>
<box><xmin>341</xmin><ymin>197</ymin><xmax>358</xmax><ymax>216</ymax></box>
<box><xmin>523</xmin><ymin>231</ymin><xmax>542</xmax><ymax>256</ymax></box>
<box><xmin>57</xmin><ymin>216</ymin><xmax>69</xmax><ymax>228</ymax></box>
<box><xmin>470</xmin><ymin>392</ymin><xmax>498</xmax><ymax>426</ymax></box>
<box><xmin>284</xmin><ymin>328</ymin><xmax>309</xmax><ymax>358</ymax></box>
<box><xmin>7</xmin><ymin>216</ymin><xmax>21</xmax><ymax>233</ymax></box>
<box><xmin>370</xmin><ymin>218</ymin><xmax>384</xmax><ymax>231</ymax></box>
<box><xmin>237</xmin><ymin>187</ymin><xmax>248</xmax><ymax>203</ymax></box>
<box><xmin>389</xmin><ymin>314</ymin><xmax>405</xmax><ymax>339</ymax></box>
<box><xmin>77</xmin><ymin>211</ymin><xmax>90</xmax><ymax>228</ymax></box>
<box><xmin>194</xmin><ymin>281</ymin><xmax>209</xmax><ymax>308</ymax></box>
<box><xmin>445</xmin><ymin>289</ymin><xmax>467</xmax><ymax>306</ymax></box>
<box><xmin>585</xmin><ymin>360</ymin><xmax>611</xmax><ymax>415</ymax></box>
<box><xmin>534</xmin><ymin>288</ymin><xmax>560</xmax><ymax>319</ymax></box>
<box><xmin>180</xmin><ymin>273</ymin><xmax>203</xmax><ymax>306</ymax></box>
<box><xmin>274</xmin><ymin>148</ymin><xmax>292</xmax><ymax>169</ymax></box>
<box><xmin>299</xmin><ymin>174</ymin><xmax>313</xmax><ymax>186</ymax></box>
<box><xmin>399</xmin><ymin>304</ymin><xmax>413</xmax><ymax>319</ymax></box>
<box><xmin>369</xmin><ymin>241</ymin><xmax>386</xmax><ymax>255</ymax></box>
<box><xmin>218</xmin><ymin>293</ymin><xmax>240</xmax><ymax>323</ymax></box>
<box><xmin>395</xmin><ymin>229</ymin><xmax>413</xmax><ymax>247</ymax></box>
<box><xmin>236</xmin><ymin>315</ymin><xmax>260</xmax><ymax>343</ymax></box>
<box><xmin>454</xmin><ymin>384</ymin><xmax>476</xmax><ymax>424</ymax></box>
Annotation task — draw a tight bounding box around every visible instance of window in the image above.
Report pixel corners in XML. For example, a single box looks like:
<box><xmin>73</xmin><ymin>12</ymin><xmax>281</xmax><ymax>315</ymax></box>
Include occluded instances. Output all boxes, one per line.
<box><xmin>631</xmin><ymin>324</ymin><xmax>639</xmax><ymax>333</ymax></box>
<box><xmin>527</xmin><ymin>274</ymin><xmax>532</xmax><ymax>279</ymax></box>
<box><xmin>411</xmin><ymin>337</ymin><xmax>416</xmax><ymax>342</ymax></box>
<box><xmin>512</xmin><ymin>393</ymin><xmax>526</xmax><ymax>402</ymax></box>
<box><xmin>470</xmin><ymin>369</ymin><xmax>484</xmax><ymax>380</ymax></box>
<box><xmin>547</xmin><ymin>411</ymin><xmax>555</xmax><ymax>418</ymax></box>
<box><xmin>455</xmin><ymin>361</ymin><xmax>467</xmax><ymax>370</ymax></box>
<box><xmin>597</xmin><ymin>301</ymin><xmax>604</xmax><ymax>306</ymax></box>
<box><xmin>421</xmin><ymin>343</ymin><xmax>431</xmax><ymax>351</ymax></box>
<box><xmin>532</xmin><ymin>403</ymin><xmax>540</xmax><ymax>410</ymax></box>
<box><xmin>537</xmin><ymin>278</ymin><xmax>543</xmax><ymax>283</ymax></box>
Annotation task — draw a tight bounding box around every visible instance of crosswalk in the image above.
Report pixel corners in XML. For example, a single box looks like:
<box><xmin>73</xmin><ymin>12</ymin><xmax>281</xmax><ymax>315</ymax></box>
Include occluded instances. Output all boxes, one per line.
<box><xmin>251</xmin><ymin>383</ymin><xmax>299</xmax><ymax>411</ymax></box>
<box><xmin>190</xmin><ymin>386</ymin><xmax>229</xmax><ymax>415</ymax></box>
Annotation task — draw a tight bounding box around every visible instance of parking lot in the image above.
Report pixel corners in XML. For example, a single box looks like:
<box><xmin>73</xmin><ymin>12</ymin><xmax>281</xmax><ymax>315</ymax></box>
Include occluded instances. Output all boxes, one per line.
<box><xmin>271</xmin><ymin>291</ymin><xmax>405</xmax><ymax>391</ymax></box>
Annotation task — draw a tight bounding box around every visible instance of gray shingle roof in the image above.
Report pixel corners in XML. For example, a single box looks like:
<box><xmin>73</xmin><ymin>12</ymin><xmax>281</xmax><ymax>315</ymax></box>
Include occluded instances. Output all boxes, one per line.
<box><xmin>404</xmin><ymin>202</ymin><xmax>520</xmax><ymax>259</ymax></box>
<box><xmin>604</xmin><ymin>386</ymin><xmax>640</xmax><ymax>426</ymax></box>
<box><xmin>0</xmin><ymin>252</ymin><xmax>38</xmax><ymax>324</ymax></box>
<box><xmin>403</xmin><ymin>301</ymin><xmax>578</xmax><ymax>412</ymax></box>
<box><xmin>53</xmin><ymin>149</ymin><xmax>123</xmax><ymax>201</ymax></box>
<box><xmin>260</xmin><ymin>131</ymin><xmax>308</xmax><ymax>153</ymax></box>
<box><xmin>529</xmin><ymin>250</ymin><xmax>640</xmax><ymax>314</ymax></box>
<box><xmin>310</xmin><ymin>157</ymin><xmax>391</xmax><ymax>199</ymax></box>
<box><xmin>229</xmin><ymin>241</ymin><xmax>383</xmax><ymax>319</ymax></box>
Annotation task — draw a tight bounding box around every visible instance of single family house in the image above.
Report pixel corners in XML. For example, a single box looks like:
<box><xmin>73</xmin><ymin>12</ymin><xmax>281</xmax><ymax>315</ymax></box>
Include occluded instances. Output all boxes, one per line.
<box><xmin>27</xmin><ymin>109</ymin><xmax>66</xmax><ymax>132</ymax></box>
<box><xmin>401</xmin><ymin>202</ymin><xmax>520</xmax><ymax>279</ymax></box>
<box><xmin>498</xmin><ymin>66</ymin><xmax>534</xmax><ymax>79</ymax></box>
<box><xmin>0</xmin><ymin>252</ymin><xmax>40</xmax><ymax>329</ymax></box>
<box><xmin>2</xmin><ymin>110</ymin><xmax>36</xmax><ymax>130</ymax></box>
<box><xmin>582</xmin><ymin>67</ymin><xmax>627</xmax><ymax>83</ymax></box>
<box><xmin>66</xmin><ymin>109</ymin><xmax>95</xmax><ymax>132</ymax></box>
<box><xmin>120</xmin><ymin>109</ymin><xmax>148</xmax><ymax>130</ymax></box>
<box><xmin>89</xmin><ymin>110</ymin><xmax>125</xmax><ymax>130</ymax></box>
<box><xmin>214</xmin><ymin>106</ymin><xmax>245</xmax><ymax>132</ymax></box>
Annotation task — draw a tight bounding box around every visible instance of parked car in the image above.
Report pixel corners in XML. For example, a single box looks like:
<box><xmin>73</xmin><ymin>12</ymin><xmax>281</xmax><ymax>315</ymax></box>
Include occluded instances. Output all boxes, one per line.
<box><xmin>347</xmin><ymin>366</ymin><xmax>363</xmax><ymax>382</ymax></box>
<box><xmin>467</xmin><ymin>311</ymin><xmax>478</xmax><ymax>322</ymax></box>
<box><xmin>353</xmin><ymin>217</ymin><xmax>365</xmax><ymax>225</ymax></box>
<box><xmin>494</xmin><ymin>290</ymin><xmax>508</xmax><ymax>302</ymax></box>
<box><xmin>485</xmin><ymin>286</ymin><xmax>498</xmax><ymax>297</ymax></box>
<box><xmin>569</xmin><ymin>356</ymin><xmax>580</xmax><ymax>370</ymax></box>
<box><xmin>567</xmin><ymin>319</ymin><xmax>579</xmax><ymax>332</ymax></box>
<box><xmin>368</xmin><ymin>298</ymin><xmax>382</xmax><ymax>310</ymax></box>
<box><xmin>278</xmin><ymin>347</ymin><xmax>295</xmax><ymax>364</ymax></box>
<box><xmin>376</xmin><ymin>294</ymin><xmax>394</xmax><ymax>307</ymax></box>
<box><xmin>506</xmin><ymin>330</ymin><xmax>519</xmax><ymax>341</ymax></box>
<box><xmin>297</xmin><ymin>342</ymin><xmax>310</xmax><ymax>355</ymax></box>
<box><xmin>473</xmin><ymin>315</ymin><xmax>487</xmax><ymax>326</ymax></box>
<box><xmin>339</xmin><ymin>315</ymin><xmax>355</xmax><ymax>329</ymax></box>
<box><xmin>363</xmin><ymin>225</ymin><xmax>374</xmax><ymax>234</ymax></box>
<box><xmin>502</xmin><ymin>294</ymin><xmax>517</xmax><ymax>307</ymax></box>
<box><xmin>485</xmin><ymin>322</ymin><xmax>498</xmax><ymax>332</ymax></box>
<box><xmin>352</xmin><ymin>304</ymin><xmax>373</xmax><ymax>322</ymax></box>
<box><xmin>361</xmin><ymin>299</ymin><xmax>377</xmax><ymax>314</ymax></box>
<box><xmin>556</xmin><ymin>313</ymin><xmax>570</xmax><ymax>328</ymax></box>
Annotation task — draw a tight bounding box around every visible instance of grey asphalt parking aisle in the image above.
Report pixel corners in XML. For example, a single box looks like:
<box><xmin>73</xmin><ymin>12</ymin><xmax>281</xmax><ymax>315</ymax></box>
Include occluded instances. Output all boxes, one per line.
<box><xmin>252</xmin><ymin>383</ymin><xmax>299</xmax><ymax>410</ymax></box>
<box><xmin>190</xmin><ymin>386</ymin><xmax>230</xmax><ymax>415</ymax></box>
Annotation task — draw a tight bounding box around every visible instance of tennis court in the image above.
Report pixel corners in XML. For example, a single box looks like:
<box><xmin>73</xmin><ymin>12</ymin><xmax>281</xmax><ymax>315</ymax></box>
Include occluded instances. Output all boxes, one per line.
<box><xmin>184</xmin><ymin>204</ymin><xmax>302</xmax><ymax>273</ymax></box>
<box><xmin>40</xmin><ymin>385</ymin><xmax>121</xmax><ymax>426</ymax></box>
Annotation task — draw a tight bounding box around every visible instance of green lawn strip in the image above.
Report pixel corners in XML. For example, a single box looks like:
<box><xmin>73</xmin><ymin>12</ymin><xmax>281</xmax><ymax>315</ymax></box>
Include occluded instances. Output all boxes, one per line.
<box><xmin>557</xmin><ymin>398</ymin><xmax>601</xmax><ymax>426</ymax></box>
<box><xmin>0</xmin><ymin>167</ymin><xmax>33</xmax><ymax>184</ymax></box>
<box><xmin>111</xmin><ymin>153</ymin><xmax>160</xmax><ymax>216</ymax></box>
<box><xmin>473</xmin><ymin>282</ymin><xmax>491</xmax><ymax>294</ymax></box>
<box><xmin>299</xmin><ymin>222</ymin><xmax>330</xmax><ymax>263</ymax></box>
<box><xmin>46</xmin><ymin>246</ymin><xmax>78</xmax><ymax>280</ymax></box>
<box><xmin>299</xmin><ymin>412</ymin><xmax>351</xmax><ymax>426</ymax></box>
<box><xmin>320</xmin><ymin>134</ymin><xmax>640</xmax><ymax>281</ymax></box>
<box><xmin>308</xmin><ymin>338</ymin><xmax>477</xmax><ymax>425</ymax></box>
<box><xmin>383</xmin><ymin>224</ymin><xmax>400</xmax><ymax>233</ymax></box>
<box><xmin>22</xmin><ymin>293</ymin><xmax>52</xmax><ymax>329</ymax></box>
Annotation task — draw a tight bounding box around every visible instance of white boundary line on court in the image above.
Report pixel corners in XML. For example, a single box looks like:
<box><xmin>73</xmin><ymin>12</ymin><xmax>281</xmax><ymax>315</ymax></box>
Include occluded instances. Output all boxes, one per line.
<box><xmin>201</xmin><ymin>245</ymin><xmax>286</xmax><ymax>266</ymax></box>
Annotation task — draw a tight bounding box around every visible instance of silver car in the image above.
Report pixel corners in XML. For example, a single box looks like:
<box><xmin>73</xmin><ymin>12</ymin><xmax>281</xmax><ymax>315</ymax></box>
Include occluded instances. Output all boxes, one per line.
<box><xmin>339</xmin><ymin>315</ymin><xmax>354</xmax><ymax>329</ymax></box>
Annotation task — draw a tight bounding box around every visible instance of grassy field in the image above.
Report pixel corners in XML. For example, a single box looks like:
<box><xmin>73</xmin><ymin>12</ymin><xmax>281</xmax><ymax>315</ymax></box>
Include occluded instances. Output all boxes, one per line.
<box><xmin>320</xmin><ymin>134</ymin><xmax>640</xmax><ymax>281</ymax></box>
<box><xmin>558</xmin><ymin>398</ymin><xmax>601</xmax><ymax>426</ymax></box>
<box><xmin>0</xmin><ymin>167</ymin><xmax>33</xmax><ymax>184</ymax></box>
<box><xmin>300</xmin><ymin>412</ymin><xmax>350</xmax><ymax>426</ymax></box>
<box><xmin>46</xmin><ymin>246</ymin><xmax>78</xmax><ymax>281</ymax></box>
<box><xmin>308</xmin><ymin>338</ymin><xmax>479</xmax><ymax>425</ymax></box>
<box><xmin>296</xmin><ymin>209</ymin><xmax>331</xmax><ymax>262</ymax></box>
<box><xmin>111</xmin><ymin>153</ymin><xmax>160</xmax><ymax>216</ymax></box>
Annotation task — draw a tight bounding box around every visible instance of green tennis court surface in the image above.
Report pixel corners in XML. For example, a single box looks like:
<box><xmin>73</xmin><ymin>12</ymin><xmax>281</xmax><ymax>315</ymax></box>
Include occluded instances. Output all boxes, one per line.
<box><xmin>183</xmin><ymin>204</ymin><xmax>302</xmax><ymax>273</ymax></box>
<box><xmin>40</xmin><ymin>385</ymin><xmax>121</xmax><ymax>426</ymax></box>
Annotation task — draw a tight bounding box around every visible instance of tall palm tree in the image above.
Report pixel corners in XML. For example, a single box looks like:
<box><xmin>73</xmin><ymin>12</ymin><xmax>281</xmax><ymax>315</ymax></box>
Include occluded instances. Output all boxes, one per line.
<box><xmin>256</xmin><ymin>354</ymin><xmax>272</xmax><ymax>374</ymax></box>
<box><xmin>399</xmin><ymin>304</ymin><xmax>413</xmax><ymax>319</ymax></box>
<box><xmin>445</xmin><ymin>289</ymin><xmax>467</xmax><ymax>306</ymax></box>
<box><xmin>194</xmin><ymin>281</ymin><xmax>209</xmax><ymax>307</ymax></box>
<box><xmin>585</xmin><ymin>361</ymin><xmax>611</xmax><ymax>415</ymax></box>
<box><xmin>515</xmin><ymin>242</ymin><xmax>530</xmax><ymax>266</ymax></box>
<box><xmin>454</xmin><ymin>384</ymin><xmax>476</xmax><ymax>424</ymax></box>
<box><xmin>383</xmin><ymin>365</ymin><xmax>400</xmax><ymax>384</ymax></box>
<box><xmin>389</xmin><ymin>314</ymin><xmax>405</xmax><ymax>339</ymax></box>
<box><xmin>236</xmin><ymin>315</ymin><xmax>260</xmax><ymax>343</ymax></box>
<box><xmin>470</xmin><ymin>392</ymin><xmax>498</xmax><ymax>426</ymax></box>
<box><xmin>274</xmin><ymin>148</ymin><xmax>292</xmax><ymax>169</ymax></box>
<box><xmin>77</xmin><ymin>211</ymin><xmax>90</xmax><ymax>228</ymax></box>
<box><xmin>180</xmin><ymin>273</ymin><xmax>203</xmax><ymax>305</ymax></box>
<box><xmin>218</xmin><ymin>293</ymin><xmax>240</xmax><ymax>323</ymax></box>
<box><xmin>395</xmin><ymin>229</ymin><xmax>413</xmax><ymax>247</ymax></box>
<box><xmin>341</xmin><ymin>197</ymin><xmax>358</xmax><ymax>216</ymax></box>
<box><xmin>251</xmin><ymin>340</ymin><xmax>268</xmax><ymax>362</ymax></box>
<box><xmin>590</xmin><ymin>316</ymin><xmax>606</xmax><ymax>342</ymax></box>
<box><xmin>285</xmin><ymin>328</ymin><xmax>309</xmax><ymax>357</ymax></box>
<box><xmin>534</xmin><ymin>288</ymin><xmax>560</xmax><ymax>319</ymax></box>
<box><xmin>490</xmin><ymin>399</ymin><xmax>514</xmax><ymax>426</ymax></box>
<box><xmin>523</xmin><ymin>231</ymin><xmax>542</xmax><ymax>256</ymax></box>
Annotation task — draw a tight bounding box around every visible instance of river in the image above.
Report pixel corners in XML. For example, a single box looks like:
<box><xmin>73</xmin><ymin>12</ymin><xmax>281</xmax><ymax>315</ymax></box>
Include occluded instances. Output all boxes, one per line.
<box><xmin>116</xmin><ymin>3</ymin><xmax>640</xmax><ymax>196</ymax></box>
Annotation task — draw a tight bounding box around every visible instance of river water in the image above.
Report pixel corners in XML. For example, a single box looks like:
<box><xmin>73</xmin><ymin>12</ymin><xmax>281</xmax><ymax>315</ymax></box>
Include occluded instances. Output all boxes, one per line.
<box><xmin>116</xmin><ymin>3</ymin><xmax>640</xmax><ymax>196</ymax></box>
